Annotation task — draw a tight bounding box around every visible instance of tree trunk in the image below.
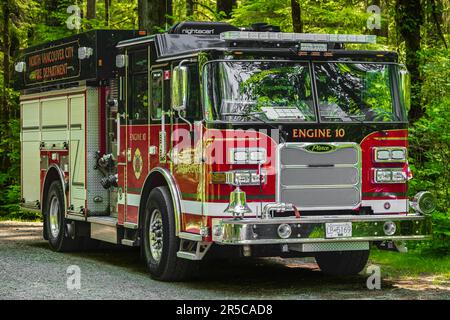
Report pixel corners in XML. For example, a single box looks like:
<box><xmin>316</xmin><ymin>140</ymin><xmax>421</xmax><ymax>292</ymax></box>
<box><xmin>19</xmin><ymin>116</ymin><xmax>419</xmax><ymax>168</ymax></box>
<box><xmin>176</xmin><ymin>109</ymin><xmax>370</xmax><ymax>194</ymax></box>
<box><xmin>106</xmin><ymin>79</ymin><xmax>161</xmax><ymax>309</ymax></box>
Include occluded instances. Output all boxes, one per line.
<box><xmin>44</xmin><ymin>0</ymin><xmax>60</xmax><ymax>26</ymax></box>
<box><xmin>380</xmin><ymin>0</ymin><xmax>389</xmax><ymax>39</ymax></box>
<box><xmin>395</xmin><ymin>0</ymin><xmax>424</xmax><ymax>123</ymax></box>
<box><xmin>2</xmin><ymin>0</ymin><xmax>10</xmax><ymax>123</ymax></box>
<box><xmin>186</xmin><ymin>0</ymin><xmax>194</xmax><ymax>18</ymax></box>
<box><xmin>87</xmin><ymin>0</ymin><xmax>96</xmax><ymax>20</ymax></box>
<box><xmin>139</xmin><ymin>0</ymin><xmax>172</xmax><ymax>33</ymax></box>
<box><xmin>291</xmin><ymin>0</ymin><xmax>303</xmax><ymax>33</ymax></box>
<box><xmin>105</xmin><ymin>0</ymin><xmax>110</xmax><ymax>26</ymax></box>
<box><xmin>1</xmin><ymin>0</ymin><xmax>11</xmax><ymax>172</ymax></box>
<box><xmin>429</xmin><ymin>0</ymin><xmax>448</xmax><ymax>48</ymax></box>
<box><xmin>217</xmin><ymin>0</ymin><xmax>236</xmax><ymax>18</ymax></box>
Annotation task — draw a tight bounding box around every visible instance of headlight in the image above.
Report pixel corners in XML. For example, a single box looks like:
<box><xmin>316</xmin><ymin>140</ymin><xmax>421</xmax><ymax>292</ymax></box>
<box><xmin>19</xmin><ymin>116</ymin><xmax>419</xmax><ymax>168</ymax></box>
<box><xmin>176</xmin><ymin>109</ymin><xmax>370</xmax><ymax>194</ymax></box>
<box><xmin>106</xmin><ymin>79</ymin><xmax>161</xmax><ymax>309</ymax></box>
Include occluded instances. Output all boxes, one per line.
<box><xmin>373</xmin><ymin>147</ymin><xmax>407</xmax><ymax>163</ymax></box>
<box><xmin>277</xmin><ymin>224</ymin><xmax>292</xmax><ymax>239</ymax></box>
<box><xmin>373</xmin><ymin>168</ymin><xmax>407</xmax><ymax>184</ymax></box>
<box><xmin>229</xmin><ymin>148</ymin><xmax>267</xmax><ymax>164</ymax></box>
<box><xmin>411</xmin><ymin>191</ymin><xmax>436</xmax><ymax>215</ymax></box>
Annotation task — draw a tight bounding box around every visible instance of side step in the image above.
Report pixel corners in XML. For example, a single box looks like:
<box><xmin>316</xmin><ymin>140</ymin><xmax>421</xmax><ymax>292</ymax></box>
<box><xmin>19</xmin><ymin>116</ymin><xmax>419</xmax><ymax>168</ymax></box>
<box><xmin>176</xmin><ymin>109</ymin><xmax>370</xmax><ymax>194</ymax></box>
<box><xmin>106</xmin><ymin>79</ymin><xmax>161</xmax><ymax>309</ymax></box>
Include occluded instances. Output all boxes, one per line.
<box><xmin>178</xmin><ymin>232</ymin><xmax>203</xmax><ymax>242</ymax></box>
<box><xmin>121</xmin><ymin>239</ymin><xmax>140</xmax><ymax>247</ymax></box>
<box><xmin>176</xmin><ymin>239</ymin><xmax>211</xmax><ymax>261</ymax></box>
<box><xmin>88</xmin><ymin>216</ymin><xmax>118</xmax><ymax>244</ymax></box>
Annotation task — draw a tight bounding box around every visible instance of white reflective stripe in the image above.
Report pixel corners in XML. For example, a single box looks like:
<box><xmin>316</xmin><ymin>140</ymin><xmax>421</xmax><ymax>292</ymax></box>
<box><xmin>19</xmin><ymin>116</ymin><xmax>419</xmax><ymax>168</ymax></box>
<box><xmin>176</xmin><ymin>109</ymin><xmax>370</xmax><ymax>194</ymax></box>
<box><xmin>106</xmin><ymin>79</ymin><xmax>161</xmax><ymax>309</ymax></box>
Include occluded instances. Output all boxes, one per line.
<box><xmin>181</xmin><ymin>200</ymin><xmax>202</xmax><ymax>214</ymax></box>
<box><xmin>181</xmin><ymin>200</ymin><xmax>270</xmax><ymax>216</ymax></box>
<box><xmin>362</xmin><ymin>199</ymin><xmax>408</xmax><ymax>213</ymax></box>
<box><xmin>127</xmin><ymin>193</ymin><xmax>141</xmax><ymax>207</ymax></box>
<box><xmin>118</xmin><ymin>193</ymin><xmax>140</xmax><ymax>207</ymax></box>
<box><xmin>121</xmin><ymin>197</ymin><xmax>408</xmax><ymax>214</ymax></box>
<box><xmin>182</xmin><ymin>199</ymin><xmax>408</xmax><ymax>216</ymax></box>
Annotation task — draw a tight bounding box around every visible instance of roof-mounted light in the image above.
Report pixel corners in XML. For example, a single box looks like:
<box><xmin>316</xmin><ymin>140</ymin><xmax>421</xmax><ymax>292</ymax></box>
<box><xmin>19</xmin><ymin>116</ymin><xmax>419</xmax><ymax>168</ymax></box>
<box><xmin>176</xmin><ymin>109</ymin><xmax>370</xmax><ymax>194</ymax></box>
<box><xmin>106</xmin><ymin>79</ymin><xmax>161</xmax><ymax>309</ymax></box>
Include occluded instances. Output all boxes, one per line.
<box><xmin>220</xmin><ymin>31</ymin><xmax>376</xmax><ymax>44</ymax></box>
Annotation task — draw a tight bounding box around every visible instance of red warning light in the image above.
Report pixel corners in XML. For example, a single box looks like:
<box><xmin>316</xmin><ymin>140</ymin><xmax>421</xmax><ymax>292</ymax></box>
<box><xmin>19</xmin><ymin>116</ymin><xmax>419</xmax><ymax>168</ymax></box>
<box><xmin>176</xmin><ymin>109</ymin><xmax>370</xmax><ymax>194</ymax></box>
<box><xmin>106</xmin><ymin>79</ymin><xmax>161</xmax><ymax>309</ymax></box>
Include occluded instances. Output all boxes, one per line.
<box><xmin>164</xmin><ymin>70</ymin><xmax>171</xmax><ymax>80</ymax></box>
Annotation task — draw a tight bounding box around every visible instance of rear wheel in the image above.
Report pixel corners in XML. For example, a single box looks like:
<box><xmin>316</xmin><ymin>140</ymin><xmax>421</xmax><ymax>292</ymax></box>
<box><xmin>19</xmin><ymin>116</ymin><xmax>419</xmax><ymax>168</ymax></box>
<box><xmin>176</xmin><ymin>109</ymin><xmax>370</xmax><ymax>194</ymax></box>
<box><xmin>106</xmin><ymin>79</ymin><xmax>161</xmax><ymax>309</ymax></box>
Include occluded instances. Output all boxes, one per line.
<box><xmin>44</xmin><ymin>181</ymin><xmax>82</xmax><ymax>252</ymax></box>
<box><xmin>315</xmin><ymin>250</ymin><xmax>370</xmax><ymax>276</ymax></box>
<box><xmin>142</xmin><ymin>186</ymin><xmax>198</xmax><ymax>281</ymax></box>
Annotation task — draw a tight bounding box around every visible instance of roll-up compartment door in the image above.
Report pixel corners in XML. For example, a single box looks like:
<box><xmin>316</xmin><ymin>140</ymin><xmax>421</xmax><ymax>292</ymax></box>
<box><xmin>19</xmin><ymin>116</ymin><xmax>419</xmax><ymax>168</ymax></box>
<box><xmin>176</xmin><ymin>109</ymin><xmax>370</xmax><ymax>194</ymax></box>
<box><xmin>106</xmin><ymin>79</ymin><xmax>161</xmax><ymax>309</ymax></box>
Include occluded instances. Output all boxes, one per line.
<box><xmin>69</xmin><ymin>94</ymin><xmax>86</xmax><ymax>211</ymax></box>
<box><xmin>21</xmin><ymin>100</ymin><xmax>41</xmax><ymax>205</ymax></box>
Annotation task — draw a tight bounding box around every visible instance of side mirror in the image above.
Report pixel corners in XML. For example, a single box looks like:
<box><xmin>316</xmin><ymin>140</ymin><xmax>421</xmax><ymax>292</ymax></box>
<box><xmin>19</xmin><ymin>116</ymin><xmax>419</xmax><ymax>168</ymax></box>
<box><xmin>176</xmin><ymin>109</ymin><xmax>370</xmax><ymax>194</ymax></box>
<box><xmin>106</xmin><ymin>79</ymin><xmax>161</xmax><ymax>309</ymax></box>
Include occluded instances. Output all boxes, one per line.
<box><xmin>171</xmin><ymin>66</ymin><xmax>188</xmax><ymax>112</ymax></box>
<box><xmin>399</xmin><ymin>66</ymin><xmax>411</xmax><ymax>111</ymax></box>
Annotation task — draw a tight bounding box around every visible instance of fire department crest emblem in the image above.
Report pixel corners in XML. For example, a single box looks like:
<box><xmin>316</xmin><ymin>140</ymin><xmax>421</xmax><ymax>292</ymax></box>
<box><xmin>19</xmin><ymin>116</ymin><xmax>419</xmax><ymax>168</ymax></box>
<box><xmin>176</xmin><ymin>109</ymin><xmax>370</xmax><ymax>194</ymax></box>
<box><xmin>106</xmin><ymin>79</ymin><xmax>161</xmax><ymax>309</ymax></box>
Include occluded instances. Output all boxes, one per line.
<box><xmin>133</xmin><ymin>148</ymin><xmax>143</xmax><ymax>180</ymax></box>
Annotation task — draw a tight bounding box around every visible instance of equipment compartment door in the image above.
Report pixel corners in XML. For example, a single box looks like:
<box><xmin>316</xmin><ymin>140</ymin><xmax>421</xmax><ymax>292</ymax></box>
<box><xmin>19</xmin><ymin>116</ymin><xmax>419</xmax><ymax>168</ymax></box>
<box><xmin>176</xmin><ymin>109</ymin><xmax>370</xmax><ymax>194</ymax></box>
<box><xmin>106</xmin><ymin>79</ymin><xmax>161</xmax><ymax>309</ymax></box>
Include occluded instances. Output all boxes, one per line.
<box><xmin>20</xmin><ymin>99</ymin><xmax>41</xmax><ymax>207</ymax></box>
<box><xmin>68</xmin><ymin>94</ymin><xmax>86</xmax><ymax>213</ymax></box>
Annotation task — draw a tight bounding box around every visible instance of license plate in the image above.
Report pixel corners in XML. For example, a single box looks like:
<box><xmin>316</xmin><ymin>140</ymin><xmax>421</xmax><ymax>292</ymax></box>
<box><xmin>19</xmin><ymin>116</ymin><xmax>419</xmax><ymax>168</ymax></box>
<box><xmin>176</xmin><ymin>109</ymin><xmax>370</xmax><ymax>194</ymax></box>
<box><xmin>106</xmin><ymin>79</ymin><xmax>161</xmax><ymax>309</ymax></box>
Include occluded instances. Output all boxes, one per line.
<box><xmin>325</xmin><ymin>222</ymin><xmax>352</xmax><ymax>238</ymax></box>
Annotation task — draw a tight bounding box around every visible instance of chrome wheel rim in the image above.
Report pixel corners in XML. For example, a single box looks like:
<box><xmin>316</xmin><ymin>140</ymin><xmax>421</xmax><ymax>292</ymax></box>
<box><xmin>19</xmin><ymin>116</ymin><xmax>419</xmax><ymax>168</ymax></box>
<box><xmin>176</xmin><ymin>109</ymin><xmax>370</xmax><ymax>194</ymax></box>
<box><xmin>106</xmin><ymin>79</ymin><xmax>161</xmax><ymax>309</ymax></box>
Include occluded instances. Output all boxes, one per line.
<box><xmin>49</xmin><ymin>196</ymin><xmax>60</xmax><ymax>238</ymax></box>
<box><xmin>149</xmin><ymin>209</ymin><xmax>163</xmax><ymax>263</ymax></box>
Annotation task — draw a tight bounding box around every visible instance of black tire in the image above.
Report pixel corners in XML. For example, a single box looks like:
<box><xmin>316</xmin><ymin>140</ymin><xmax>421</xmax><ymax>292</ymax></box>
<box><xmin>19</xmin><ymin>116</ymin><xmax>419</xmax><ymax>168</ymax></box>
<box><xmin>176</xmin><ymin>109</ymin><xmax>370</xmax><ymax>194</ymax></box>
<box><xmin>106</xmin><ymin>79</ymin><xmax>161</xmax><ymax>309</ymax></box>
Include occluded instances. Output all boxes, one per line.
<box><xmin>315</xmin><ymin>250</ymin><xmax>370</xmax><ymax>276</ymax></box>
<box><xmin>142</xmin><ymin>186</ymin><xmax>198</xmax><ymax>281</ymax></box>
<box><xmin>44</xmin><ymin>181</ymin><xmax>81</xmax><ymax>252</ymax></box>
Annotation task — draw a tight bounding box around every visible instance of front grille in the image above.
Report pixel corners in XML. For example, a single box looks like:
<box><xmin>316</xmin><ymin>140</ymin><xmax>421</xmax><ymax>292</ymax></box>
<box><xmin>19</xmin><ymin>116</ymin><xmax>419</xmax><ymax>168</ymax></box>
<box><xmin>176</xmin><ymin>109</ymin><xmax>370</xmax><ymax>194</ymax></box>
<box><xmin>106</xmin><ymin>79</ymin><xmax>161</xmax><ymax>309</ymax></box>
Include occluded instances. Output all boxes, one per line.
<box><xmin>277</xmin><ymin>143</ymin><xmax>361</xmax><ymax>211</ymax></box>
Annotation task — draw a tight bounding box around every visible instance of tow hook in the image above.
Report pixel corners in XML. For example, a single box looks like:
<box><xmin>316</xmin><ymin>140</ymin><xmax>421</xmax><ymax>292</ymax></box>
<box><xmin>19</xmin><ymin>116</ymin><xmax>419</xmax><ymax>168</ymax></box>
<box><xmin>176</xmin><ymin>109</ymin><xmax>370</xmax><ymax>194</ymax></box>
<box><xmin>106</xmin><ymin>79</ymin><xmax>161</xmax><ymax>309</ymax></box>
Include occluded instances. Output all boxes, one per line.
<box><xmin>375</xmin><ymin>240</ymin><xmax>408</xmax><ymax>253</ymax></box>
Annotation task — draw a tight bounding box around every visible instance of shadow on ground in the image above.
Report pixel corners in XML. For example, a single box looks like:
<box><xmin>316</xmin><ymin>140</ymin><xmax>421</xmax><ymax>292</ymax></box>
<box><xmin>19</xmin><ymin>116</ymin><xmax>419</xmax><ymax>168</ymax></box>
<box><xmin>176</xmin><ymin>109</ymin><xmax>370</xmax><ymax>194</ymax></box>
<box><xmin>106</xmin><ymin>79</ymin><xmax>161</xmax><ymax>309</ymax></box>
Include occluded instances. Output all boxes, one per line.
<box><xmin>29</xmin><ymin>240</ymin><xmax>391</xmax><ymax>296</ymax></box>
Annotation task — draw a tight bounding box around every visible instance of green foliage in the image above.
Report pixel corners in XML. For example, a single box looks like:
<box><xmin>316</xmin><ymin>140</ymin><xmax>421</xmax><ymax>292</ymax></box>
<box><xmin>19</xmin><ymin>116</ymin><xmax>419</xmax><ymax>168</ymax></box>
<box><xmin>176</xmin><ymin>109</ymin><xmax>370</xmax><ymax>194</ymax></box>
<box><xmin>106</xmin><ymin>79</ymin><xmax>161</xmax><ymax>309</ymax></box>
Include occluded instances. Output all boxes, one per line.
<box><xmin>408</xmin><ymin>47</ymin><xmax>450</xmax><ymax>254</ymax></box>
<box><xmin>370</xmin><ymin>248</ymin><xmax>450</xmax><ymax>279</ymax></box>
<box><xmin>231</xmin><ymin>0</ymin><xmax>370</xmax><ymax>33</ymax></box>
<box><xmin>31</xmin><ymin>0</ymin><xmax>139</xmax><ymax>45</ymax></box>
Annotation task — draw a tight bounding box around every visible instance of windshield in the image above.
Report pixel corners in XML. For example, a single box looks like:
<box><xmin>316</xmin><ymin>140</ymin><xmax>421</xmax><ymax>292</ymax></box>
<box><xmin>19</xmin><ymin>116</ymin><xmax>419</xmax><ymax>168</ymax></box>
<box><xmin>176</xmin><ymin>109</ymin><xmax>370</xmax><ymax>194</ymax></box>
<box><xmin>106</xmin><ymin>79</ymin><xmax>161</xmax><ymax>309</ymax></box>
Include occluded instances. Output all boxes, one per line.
<box><xmin>204</xmin><ymin>60</ymin><xmax>316</xmax><ymax>122</ymax></box>
<box><xmin>204</xmin><ymin>60</ymin><xmax>405</xmax><ymax>123</ymax></box>
<box><xmin>315</xmin><ymin>62</ymin><xmax>401</xmax><ymax>122</ymax></box>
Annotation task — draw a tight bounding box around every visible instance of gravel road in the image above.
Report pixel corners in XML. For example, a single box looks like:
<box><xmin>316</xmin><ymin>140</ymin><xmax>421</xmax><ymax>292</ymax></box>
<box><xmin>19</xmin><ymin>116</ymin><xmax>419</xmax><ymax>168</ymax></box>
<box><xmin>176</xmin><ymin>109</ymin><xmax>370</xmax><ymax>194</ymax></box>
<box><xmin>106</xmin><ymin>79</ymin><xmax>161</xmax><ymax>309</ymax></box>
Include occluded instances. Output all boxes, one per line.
<box><xmin>0</xmin><ymin>221</ymin><xmax>448</xmax><ymax>300</ymax></box>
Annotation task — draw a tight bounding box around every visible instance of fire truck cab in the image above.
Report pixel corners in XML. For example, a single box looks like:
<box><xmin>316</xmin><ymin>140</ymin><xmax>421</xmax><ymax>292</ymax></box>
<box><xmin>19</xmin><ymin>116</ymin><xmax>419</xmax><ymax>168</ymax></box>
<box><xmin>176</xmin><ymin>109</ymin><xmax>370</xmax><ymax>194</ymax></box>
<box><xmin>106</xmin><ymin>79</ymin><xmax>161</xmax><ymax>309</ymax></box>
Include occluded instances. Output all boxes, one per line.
<box><xmin>16</xmin><ymin>22</ymin><xmax>435</xmax><ymax>281</ymax></box>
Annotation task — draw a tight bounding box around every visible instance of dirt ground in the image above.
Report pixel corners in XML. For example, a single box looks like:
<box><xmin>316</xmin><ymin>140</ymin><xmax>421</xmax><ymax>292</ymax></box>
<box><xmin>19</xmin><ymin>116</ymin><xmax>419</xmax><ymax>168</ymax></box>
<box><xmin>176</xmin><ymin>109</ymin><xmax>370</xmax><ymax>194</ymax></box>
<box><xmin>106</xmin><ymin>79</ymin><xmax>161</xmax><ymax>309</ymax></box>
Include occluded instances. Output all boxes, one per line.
<box><xmin>0</xmin><ymin>220</ymin><xmax>448</xmax><ymax>300</ymax></box>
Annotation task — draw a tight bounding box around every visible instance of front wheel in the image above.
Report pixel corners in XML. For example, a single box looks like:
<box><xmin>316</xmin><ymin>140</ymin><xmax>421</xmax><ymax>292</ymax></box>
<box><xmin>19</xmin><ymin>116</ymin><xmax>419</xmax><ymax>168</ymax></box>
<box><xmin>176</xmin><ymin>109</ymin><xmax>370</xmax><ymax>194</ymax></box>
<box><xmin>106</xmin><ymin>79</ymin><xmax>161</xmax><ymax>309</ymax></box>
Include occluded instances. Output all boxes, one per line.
<box><xmin>315</xmin><ymin>250</ymin><xmax>370</xmax><ymax>276</ymax></box>
<box><xmin>142</xmin><ymin>186</ymin><xmax>198</xmax><ymax>281</ymax></box>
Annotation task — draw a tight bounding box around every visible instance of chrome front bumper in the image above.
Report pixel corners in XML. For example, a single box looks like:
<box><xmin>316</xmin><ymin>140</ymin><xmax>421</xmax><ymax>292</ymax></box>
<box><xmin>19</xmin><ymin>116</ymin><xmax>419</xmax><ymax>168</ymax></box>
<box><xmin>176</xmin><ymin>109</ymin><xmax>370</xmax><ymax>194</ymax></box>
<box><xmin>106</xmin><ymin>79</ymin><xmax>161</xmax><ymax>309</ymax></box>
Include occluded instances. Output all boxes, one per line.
<box><xmin>211</xmin><ymin>214</ymin><xmax>432</xmax><ymax>245</ymax></box>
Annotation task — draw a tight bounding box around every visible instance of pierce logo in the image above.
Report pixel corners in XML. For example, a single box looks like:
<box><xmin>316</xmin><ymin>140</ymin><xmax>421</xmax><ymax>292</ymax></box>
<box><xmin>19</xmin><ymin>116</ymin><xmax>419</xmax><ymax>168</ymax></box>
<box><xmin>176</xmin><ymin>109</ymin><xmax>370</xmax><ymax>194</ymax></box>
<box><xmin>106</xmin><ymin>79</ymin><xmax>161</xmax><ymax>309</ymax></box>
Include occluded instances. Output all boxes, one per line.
<box><xmin>305</xmin><ymin>144</ymin><xmax>336</xmax><ymax>153</ymax></box>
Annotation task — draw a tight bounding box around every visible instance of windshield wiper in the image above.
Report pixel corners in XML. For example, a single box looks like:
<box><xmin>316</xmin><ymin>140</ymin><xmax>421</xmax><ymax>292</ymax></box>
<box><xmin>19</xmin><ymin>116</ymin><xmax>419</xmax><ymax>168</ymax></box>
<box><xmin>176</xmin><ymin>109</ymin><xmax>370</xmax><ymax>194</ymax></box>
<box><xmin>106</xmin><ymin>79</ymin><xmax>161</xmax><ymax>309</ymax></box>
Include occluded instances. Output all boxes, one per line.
<box><xmin>322</xmin><ymin>115</ymin><xmax>345</xmax><ymax>121</ymax></box>
<box><xmin>347</xmin><ymin>115</ymin><xmax>388</xmax><ymax>135</ymax></box>
<box><xmin>321</xmin><ymin>114</ymin><xmax>384</xmax><ymax>133</ymax></box>
<box><xmin>245</xmin><ymin>111</ymin><xmax>290</xmax><ymax>143</ymax></box>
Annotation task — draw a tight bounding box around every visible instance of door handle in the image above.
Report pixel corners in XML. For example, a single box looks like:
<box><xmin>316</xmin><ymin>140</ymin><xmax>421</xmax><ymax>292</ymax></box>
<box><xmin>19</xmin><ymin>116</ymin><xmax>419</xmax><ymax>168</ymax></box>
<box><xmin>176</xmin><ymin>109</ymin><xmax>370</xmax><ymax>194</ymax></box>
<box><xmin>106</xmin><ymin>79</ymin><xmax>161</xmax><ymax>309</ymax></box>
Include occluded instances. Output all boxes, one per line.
<box><xmin>149</xmin><ymin>146</ymin><xmax>157</xmax><ymax>155</ymax></box>
<box><xmin>119</xmin><ymin>112</ymin><xmax>127</xmax><ymax>119</ymax></box>
<box><xmin>127</xmin><ymin>148</ymin><xmax>132</xmax><ymax>162</ymax></box>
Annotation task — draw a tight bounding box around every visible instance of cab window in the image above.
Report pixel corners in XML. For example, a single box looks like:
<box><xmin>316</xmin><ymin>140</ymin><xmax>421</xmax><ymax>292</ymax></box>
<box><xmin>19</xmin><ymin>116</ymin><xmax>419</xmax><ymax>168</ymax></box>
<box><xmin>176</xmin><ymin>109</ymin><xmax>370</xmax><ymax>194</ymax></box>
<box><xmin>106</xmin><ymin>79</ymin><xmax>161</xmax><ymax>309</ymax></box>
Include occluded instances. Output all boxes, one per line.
<box><xmin>185</xmin><ymin>64</ymin><xmax>202</xmax><ymax>122</ymax></box>
<box><xmin>127</xmin><ymin>49</ymin><xmax>148</xmax><ymax>124</ymax></box>
<box><xmin>151</xmin><ymin>70</ymin><xmax>164</xmax><ymax>120</ymax></box>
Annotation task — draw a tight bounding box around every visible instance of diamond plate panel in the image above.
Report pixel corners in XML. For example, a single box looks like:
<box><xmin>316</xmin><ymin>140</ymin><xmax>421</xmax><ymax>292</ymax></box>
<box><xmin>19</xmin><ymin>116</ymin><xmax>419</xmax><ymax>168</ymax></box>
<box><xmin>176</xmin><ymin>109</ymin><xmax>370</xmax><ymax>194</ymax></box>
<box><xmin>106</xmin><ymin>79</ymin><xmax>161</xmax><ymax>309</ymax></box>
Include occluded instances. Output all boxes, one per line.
<box><xmin>292</xmin><ymin>241</ymin><xmax>370</xmax><ymax>252</ymax></box>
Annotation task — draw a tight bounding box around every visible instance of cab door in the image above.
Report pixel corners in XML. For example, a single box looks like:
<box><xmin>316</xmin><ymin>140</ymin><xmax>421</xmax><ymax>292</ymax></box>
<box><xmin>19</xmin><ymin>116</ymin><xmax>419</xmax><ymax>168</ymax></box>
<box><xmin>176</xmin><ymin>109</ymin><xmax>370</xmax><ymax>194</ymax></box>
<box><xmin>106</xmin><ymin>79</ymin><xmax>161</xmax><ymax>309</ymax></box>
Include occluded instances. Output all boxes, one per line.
<box><xmin>123</xmin><ymin>48</ymin><xmax>150</xmax><ymax>225</ymax></box>
<box><xmin>148</xmin><ymin>66</ymin><xmax>171</xmax><ymax>171</ymax></box>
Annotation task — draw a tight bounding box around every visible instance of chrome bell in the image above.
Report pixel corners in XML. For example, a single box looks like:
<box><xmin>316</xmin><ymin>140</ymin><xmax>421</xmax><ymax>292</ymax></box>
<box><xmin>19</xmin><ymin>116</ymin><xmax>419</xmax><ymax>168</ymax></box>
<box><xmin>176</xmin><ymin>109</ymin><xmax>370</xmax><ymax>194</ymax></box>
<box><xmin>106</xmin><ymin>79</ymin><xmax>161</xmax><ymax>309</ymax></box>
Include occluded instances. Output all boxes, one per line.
<box><xmin>225</xmin><ymin>187</ymin><xmax>252</xmax><ymax>219</ymax></box>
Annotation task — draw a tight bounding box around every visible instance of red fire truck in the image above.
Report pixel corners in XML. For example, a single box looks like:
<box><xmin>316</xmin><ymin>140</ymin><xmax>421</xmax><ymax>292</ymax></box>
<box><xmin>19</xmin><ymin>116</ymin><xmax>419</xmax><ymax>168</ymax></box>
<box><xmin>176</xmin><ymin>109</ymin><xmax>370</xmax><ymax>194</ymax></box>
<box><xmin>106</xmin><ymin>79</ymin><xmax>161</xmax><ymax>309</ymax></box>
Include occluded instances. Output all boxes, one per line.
<box><xmin>16</xmin><ymin>22</ymin><xmax>435</xmax><ymax>281</ymax></box>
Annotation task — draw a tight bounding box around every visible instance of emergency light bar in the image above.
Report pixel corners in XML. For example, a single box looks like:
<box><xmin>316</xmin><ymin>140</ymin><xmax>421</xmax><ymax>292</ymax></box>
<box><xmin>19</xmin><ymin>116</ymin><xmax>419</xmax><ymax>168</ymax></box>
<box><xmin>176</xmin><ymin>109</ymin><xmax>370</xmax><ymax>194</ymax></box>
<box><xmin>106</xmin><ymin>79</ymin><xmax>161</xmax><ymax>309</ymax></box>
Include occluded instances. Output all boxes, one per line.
<box><xmin>220</xmin><ymin>31</ymin><xmax>377</xmax><ymax>44</ymax></box>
